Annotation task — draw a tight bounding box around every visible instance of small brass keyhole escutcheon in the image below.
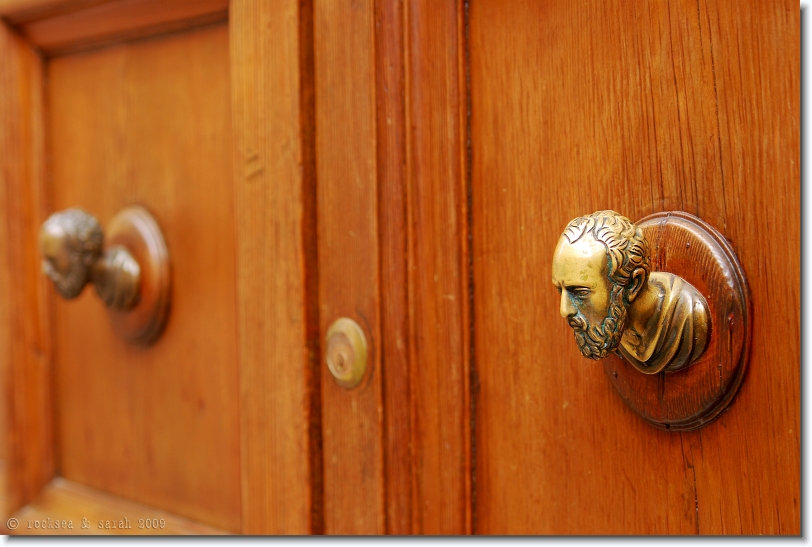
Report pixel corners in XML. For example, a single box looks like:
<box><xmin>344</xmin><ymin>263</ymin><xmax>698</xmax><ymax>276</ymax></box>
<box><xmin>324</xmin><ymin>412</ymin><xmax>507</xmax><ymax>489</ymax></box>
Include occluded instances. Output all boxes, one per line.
<box><xmin>325</xmin><ymin>318</ymin><xmax>368</xmax><ymax>389</ymax></box>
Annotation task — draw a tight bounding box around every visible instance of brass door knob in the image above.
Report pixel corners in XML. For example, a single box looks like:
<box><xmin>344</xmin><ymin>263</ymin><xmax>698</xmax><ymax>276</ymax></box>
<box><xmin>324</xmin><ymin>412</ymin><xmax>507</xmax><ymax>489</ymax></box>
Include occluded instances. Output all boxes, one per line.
<box><xmin>552</xmin><ymin>210</ymin><xmax>710</xmax><ymax>374</ymax></box>
<box><xmin>39</xmin><ymin>206</ymin><xmax>171</xmax><ymax>345</ymax></box>
<box><xmin>551</xmin><ymin>210</ymin><xmax>750</xmax><ymax>431</ymax></box>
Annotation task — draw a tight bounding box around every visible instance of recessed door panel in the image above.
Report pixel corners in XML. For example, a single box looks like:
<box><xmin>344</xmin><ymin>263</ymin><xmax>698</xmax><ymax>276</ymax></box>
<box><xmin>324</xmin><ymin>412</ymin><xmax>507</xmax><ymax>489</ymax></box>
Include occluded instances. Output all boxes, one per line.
<box><xmin>470</xmin><ymin>0</ymin><xmax>799</xmax><ymax>534</ymax></box>
<box><xmin>48</xmin><ymin>24</ymin><xmax>240</xmax><ymax>532</ymax></box>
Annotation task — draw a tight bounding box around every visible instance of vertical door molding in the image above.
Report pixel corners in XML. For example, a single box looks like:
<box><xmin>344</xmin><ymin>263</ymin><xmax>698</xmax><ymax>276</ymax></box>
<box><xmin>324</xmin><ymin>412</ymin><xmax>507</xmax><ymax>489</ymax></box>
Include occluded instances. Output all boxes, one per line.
<box><xmin>0</xmin><ymin>20</ymin><xmax>54</xmax><ymax>517</ymax></box>
<box><xmin>314</xmin><ymin>0</ymin><xmax>471</xmax><ymax>534</ymax></box>
<box><xmin>314</xmin><ymin>0</ymin><xmax>385</xmax><ymax>535</ymax></box>
<box><xmin>231</xmin><ymin>0</ymin><xmax>321</xmax><ymax>534</ymax></box>
<box><xmin>404</xmin><ymin>0</ymin><xmax>471</xmax><ymax>534</ymax></box>
<box><xmin>374</xmin><ymin>0</ymin><xmax>412</xmax><ymax>534</ymax></box>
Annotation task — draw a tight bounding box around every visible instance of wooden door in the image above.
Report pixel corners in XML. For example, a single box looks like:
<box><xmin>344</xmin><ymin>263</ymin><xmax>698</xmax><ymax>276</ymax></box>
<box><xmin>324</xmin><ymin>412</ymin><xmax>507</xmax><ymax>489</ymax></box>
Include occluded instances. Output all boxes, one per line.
<box><xmin>0</xmin><ymin>0</ymin><xmax>799</xmax><ymax>536</ymax></box>
<box><xmin>0</xmin><ymin>0</ymin><xmax>472</xmax><ymax>535</ymax></box>
<box><xmin>302</xmin><ymin>0</ymin><xmax>799</xmax><ymax>534</ymax></box>
<box><xmin>49</xmin><ymin>21</ymin><xmax>240</xmax><ymax>531</ymax></box>
<box><xmin>0</xmin><ymin>0</ymin><xmax>242</xmax><ymax>534</ymax></box>
<box><xmin>0</xmin><ymin>0</ymin><xmax>322</xmax><ymax>535</ymax></box>
<box><xmin>468</xmin><ymin>0</ymin><xmax>799</xmax><ymax>534</ymax></box>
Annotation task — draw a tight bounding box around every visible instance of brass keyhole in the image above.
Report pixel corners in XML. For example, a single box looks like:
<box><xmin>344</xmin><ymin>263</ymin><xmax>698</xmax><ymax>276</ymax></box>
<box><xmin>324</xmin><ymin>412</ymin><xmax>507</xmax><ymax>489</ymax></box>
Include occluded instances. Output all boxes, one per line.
<box><xmin>325</xmin><ymin>318</ymin><xmax>368</xmax><ymax>389</ymax></box>
<box><xmin>334</xmin><ymin>351</ymin><xmax>346</xmax><ymax>373</ymax></box>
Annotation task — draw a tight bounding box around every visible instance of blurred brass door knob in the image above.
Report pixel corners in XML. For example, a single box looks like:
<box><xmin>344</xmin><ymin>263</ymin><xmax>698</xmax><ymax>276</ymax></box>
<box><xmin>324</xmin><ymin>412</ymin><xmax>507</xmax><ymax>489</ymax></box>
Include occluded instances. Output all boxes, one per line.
<box><xmin>40</xmin><ymin>206</ymin><xmax>171</xmax><ymax>345</ymax></box>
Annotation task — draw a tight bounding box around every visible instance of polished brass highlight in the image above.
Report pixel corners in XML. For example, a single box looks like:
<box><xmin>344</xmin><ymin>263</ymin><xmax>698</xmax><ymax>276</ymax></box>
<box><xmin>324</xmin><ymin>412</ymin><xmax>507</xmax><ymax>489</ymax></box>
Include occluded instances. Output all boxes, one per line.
<box><xmin>325</xmin><ymin>318</ymin><xmax>368</xmax><ymax>389</ymax></box>
<box><xmin>40</xmin><ymin>206</ymin><xmax>171</xmax><ymax>345</ymax></box>
<box><xmin>552</xmin><ymin>210</ymin><xmax>710</xmax><ymax>374</ymax></box>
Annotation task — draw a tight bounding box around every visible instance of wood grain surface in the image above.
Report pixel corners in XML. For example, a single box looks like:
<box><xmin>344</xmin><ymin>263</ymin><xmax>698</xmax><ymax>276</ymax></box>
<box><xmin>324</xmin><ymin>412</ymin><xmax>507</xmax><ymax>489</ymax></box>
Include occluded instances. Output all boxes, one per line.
<box><xmin>470</xmin><ymin>0</ymin><xmax>799</xmax><ymax>534</ymax></box>
<box><xmin>12</xmin><ymin>478</ymin><xmax>227</xmax><ymax>535</ymax></box>
<box><xmin>314</xmin><ymin>0</ymin><xmax>385</xmax><ymax>535</ymax></box>
<box><xmin>47</xmin><ymin>24</ymin><xmax>240</xmax><ymax>532</ymax></box>
<box><xmin>0</xmin><ymin>461</ymin><xmax>6</xmax><ymax>519</ymax></box>
<box><xmin>230</xmin><ymin>0</ymin><xmax>320</xmax><ymax>534</ymax></box>
<box><xmin>0</xmin><ymin>460</ymin><xmax>7</xmax><ymax>529</ymax></box>
<box><xmin>3</xmin><ymin>0</ymin><xmax>796</xmax><ymax>536</ymax></box>
<box><xmin>404</xmin><ymin>0</ymin><xmax>471</xmax><ymax>534</ymax></box>
<box><xmin>14</xmin><ymin>0</ymin><xmax>229</xmax><ymax>57</ymax></box>
<box><xmin>313</xmin><ymin>0</ymin><xmax>472</xmax><ymax>533</ymax></box>
<box><xmin>374</xmin><ymin>0</ymin><xmax>412</xmax><ymax>533</ymax></box>
<box><xmin>0</xmin><ymin>20</ymin><xmax>54</xmax><ymax>516</ymax></box>
<box><xmin>0</xmin><ymin>0</ymin><xmax>108</xmax><ymax>24</ymax></box>
<box><xmin>370</xmin><ymin>0</ymin><xmax>473</xmax><ymax>533</ymax></box>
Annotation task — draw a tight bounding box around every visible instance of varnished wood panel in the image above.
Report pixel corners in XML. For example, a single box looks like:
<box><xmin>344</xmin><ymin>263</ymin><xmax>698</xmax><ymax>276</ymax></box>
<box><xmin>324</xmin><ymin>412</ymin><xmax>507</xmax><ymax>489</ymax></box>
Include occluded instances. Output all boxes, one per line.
<box><xmin>12</xmin><ymin>478</ymin><xmax>226</xmax><ymax>535</ymax></box>
<box><xmin>0</xmin><ymin>0</ymin><xmax>106</xmax><ymax>23</ymax></box>
<box><xmin>0</xmin><ymin>461</ymin><xmax>7</xmax><ymax>521</ymax></box>
<box><xmin>374</xmin><ymin>0</ymin><xmax>412</xmax><ymax>533</ymax></box>
<box><xmin>0</xmin><ymin>461</ymin><xmax>7</xmax><ymax>529</ymax></box>
<box><xmin>404</xmin><ymin>0</ymin><xmax>471</xmax><ymax>534</ymax></box>
<box><xmin>316</xmin><ymin>0</ymin><xmax>472</xmax><ymax>534</ymax></box>
<box><xmin>470</xmin><ymin>0</ymin><xmax>798</xmax><ymax>534</ymax></box>
<box><xmin>14</xmin><ymin>0</ymin><xmax>229</xmax><ymax>57</ymax></box>
<box><xmin>314</xmin><ymin>0</ymin><xmax>385</xmax><ymax>535</ymax></box>
<box><xmin>688</xmin><ymin>0</ymin><xmax>799</xmax><ymax>533</ymax></box>
<box><xmin>0</xmin><ymin>20</ymin><xmax>54</xmax><ymax>516</ymax></box>
<box><xmin>48</xmin><ymin>25</ymin><xmax>240</xmax><ymax>532</ymax></box>
<box><xmin>230</xmin><ymin>0</ymin><xmax>320</xmax><ymax>534</ymax></box>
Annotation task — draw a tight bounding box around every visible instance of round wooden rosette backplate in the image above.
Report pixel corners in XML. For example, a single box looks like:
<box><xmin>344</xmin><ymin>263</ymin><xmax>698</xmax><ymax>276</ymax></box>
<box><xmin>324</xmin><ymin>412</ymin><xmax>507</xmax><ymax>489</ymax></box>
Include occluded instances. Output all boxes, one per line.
<box><xmin>603</xmin><ymin>211</ymin><xmax>751</xmax><ymax>431</ymax></box>
<box><xmin>105</xmin><ymin>205</ymin><xmax>171</xmax><ymax>346</ymax></box>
